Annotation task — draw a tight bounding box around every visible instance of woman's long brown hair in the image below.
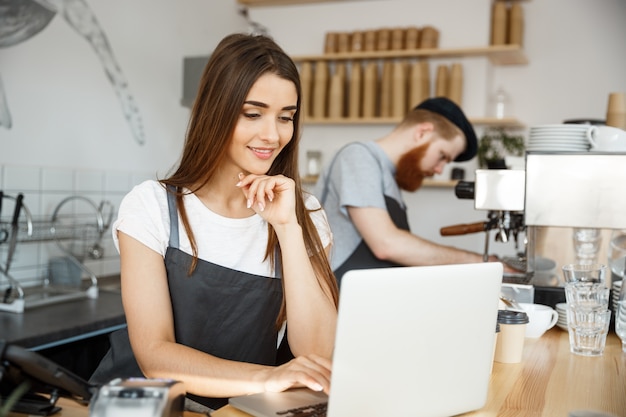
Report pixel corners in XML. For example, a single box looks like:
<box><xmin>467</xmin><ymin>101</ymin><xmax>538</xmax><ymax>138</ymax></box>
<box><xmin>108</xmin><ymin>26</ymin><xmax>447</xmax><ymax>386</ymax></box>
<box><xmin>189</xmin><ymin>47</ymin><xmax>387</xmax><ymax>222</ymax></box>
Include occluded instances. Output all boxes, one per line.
<box><xmin>160</xmin><ymin>33</ymin><xmax>339</xmax><ymax>325</ymax></box>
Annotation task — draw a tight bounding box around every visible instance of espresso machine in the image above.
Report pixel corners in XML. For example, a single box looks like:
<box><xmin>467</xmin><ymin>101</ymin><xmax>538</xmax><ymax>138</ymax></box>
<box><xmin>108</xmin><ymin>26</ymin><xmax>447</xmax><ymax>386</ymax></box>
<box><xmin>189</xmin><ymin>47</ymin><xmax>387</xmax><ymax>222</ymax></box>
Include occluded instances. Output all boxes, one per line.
<box><xmin>442</xmin><ymin>152</ymin><xmax>626</xmax><ymax>308</ymax></box>
<box><xmin>441</xmin><ymin>169</ymin><xmax>531</xmax><ymax>300</ymax></box>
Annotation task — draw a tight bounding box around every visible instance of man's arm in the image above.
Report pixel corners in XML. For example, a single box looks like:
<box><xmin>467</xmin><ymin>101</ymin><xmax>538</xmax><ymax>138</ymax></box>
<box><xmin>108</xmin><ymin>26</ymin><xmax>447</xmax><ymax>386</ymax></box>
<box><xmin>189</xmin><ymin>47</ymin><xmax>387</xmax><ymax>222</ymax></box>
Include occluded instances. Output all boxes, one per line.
<box><xmin>348</xmin><ymin>205</ymin><xmax>492</xmax><ymax>266</ymax></box>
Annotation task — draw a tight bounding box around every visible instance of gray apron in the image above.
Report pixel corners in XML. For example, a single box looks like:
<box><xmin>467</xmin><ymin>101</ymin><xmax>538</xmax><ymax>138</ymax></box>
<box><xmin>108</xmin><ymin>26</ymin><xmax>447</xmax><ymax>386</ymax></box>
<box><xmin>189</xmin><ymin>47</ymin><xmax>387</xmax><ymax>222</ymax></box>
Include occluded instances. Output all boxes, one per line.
<box><xmin>320</xmin><ymin>144</ymin><xmax>410</xmax><ymax>287</ymax></box>
<box><xmin>333</xmin><ymin>195</ymin><xmax>409</xmax><ymax>287</ymax></box>
<box><xmin>90</xmin><ymin>187</ymin><xmax>284</xmax><ymax>410</ymax></box>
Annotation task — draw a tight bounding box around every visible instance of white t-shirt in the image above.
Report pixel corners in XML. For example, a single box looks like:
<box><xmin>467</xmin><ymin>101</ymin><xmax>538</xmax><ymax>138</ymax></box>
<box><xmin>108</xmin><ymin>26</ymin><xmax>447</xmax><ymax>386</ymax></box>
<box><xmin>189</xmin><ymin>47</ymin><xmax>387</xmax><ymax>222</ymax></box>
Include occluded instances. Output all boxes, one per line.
<box><xmin>112</xmin><ymin>180</ymin><xmax>333</xmax><ymax>278</ymax></box>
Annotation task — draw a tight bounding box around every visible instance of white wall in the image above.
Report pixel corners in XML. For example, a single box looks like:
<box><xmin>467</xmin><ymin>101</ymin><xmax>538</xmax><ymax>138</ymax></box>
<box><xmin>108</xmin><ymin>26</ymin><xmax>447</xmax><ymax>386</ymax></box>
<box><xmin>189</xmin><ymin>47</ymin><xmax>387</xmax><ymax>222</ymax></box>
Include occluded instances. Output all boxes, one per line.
<box><xmin>1</xmin><ymin>0</ymin><xmax>625</xmax><ymax>284</ymax></box>
<box><xmin>249</xmin><ymin>0</ymin><xmax>626</xmax><ymax>257</ymax></box>
<box><xmin>1</xmin><ymin>0</ymin><xmax>246</xmax><ymax>173</ymax></box>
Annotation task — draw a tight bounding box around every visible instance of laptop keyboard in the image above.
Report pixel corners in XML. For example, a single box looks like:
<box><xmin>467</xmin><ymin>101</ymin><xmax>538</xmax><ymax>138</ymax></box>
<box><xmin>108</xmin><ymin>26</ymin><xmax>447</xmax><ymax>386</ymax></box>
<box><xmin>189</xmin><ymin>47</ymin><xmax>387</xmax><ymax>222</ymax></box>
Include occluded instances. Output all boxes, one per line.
<box><xmin>276</xmin><ymin>401</ymin><xmax>328</xmax><ymax>417</ymax></box>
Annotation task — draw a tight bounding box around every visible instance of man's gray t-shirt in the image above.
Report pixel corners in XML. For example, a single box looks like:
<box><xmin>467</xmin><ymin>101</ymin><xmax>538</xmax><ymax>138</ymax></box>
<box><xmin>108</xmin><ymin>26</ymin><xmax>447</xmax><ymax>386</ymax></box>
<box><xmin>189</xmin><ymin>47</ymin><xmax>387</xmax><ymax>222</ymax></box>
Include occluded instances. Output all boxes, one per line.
<box><xmin>313</xmin><ymin>141</ymin><xmax>406</xmax><ymax>270</ymax></box>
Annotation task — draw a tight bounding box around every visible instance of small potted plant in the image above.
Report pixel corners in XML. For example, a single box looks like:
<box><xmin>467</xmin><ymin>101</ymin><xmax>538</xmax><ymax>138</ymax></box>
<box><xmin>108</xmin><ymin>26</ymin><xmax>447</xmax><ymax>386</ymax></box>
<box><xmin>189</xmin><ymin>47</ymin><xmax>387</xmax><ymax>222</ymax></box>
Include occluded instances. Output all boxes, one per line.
<box><xmin>477</xmin><ymin>127</ymin><xmax>525</xmax><ymax>169</ymax></box>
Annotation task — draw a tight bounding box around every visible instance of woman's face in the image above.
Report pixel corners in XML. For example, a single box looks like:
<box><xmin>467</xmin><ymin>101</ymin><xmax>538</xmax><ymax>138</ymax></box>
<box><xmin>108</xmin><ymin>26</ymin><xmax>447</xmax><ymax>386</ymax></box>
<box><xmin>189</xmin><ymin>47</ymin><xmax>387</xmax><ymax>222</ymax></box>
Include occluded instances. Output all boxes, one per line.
<box><xmin>227</xmin><ymin>73</ymin><xmax>298</xmax><ymax>175</ymax></box>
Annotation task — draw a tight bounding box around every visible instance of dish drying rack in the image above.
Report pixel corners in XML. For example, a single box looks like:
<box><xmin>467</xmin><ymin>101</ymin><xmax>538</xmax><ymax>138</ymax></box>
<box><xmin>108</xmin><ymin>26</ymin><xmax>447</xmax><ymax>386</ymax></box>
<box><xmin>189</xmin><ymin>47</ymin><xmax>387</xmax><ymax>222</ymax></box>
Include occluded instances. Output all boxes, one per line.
<box><xmin>0</xmin><ymin>192</ymin><xmax>114</xmax><ymax>313</ymax></box>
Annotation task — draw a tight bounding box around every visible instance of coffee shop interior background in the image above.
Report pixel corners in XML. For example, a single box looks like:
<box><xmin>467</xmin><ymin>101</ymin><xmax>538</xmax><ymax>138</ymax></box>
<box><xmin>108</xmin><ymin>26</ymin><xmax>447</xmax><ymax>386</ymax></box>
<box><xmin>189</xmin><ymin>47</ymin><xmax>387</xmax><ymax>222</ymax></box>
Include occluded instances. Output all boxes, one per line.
<box><xmin>1</xmin><ymin>0</ymin><xmax>625</xmax><ymax>285</ymax></box>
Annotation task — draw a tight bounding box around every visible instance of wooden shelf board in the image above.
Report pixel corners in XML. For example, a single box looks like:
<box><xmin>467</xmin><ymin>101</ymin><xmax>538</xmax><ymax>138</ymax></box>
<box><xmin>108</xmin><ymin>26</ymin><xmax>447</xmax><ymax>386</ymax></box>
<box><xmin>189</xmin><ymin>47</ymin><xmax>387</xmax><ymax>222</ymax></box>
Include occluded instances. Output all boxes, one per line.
<box><xmin>292</xmin><ymin>45</ymin><xmax>527</xmax><ymax>66</ymax></box>
<box><xmin>302</xmin><ymin>176</ymin><xmax>458</xmax><ymax>188</ymax></box>
<box><xmin>238</xmin><ymin>0</ymin><xmax>336</xmax><ymax>5</ymax></box>
<box><xmin>301</xmin><ymin>116</ymin><xmax>524</xmax><ymax>128</ymax></box>
<box><xmin>422</xmin><ymin>179</ymin><xmax>459</xmax><ymax>188</ymax></box>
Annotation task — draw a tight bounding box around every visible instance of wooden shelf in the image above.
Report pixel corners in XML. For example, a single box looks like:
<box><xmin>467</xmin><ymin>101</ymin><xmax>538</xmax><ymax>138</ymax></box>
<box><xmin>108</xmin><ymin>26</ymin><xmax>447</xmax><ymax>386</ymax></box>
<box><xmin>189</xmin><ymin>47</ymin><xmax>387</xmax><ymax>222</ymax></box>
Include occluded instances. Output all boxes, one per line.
<box><xmin>292</xmin><ymin>44</ymin><xmax>527</xmax><ymax>66</ymax></box>
<box><xmin>240</xmin><ymin>0</ymin><xmax>529</xmax><ymax>6</ymax></box>
<box><xmin>238</xmin><ymin>0</ymin><xmax>336</xmax><ymax>5</ymax></box>
<box><xmin>302</xmin><ymin>175</ymin><xmax>319</xmax><ymax>185</ymax></box>
<box><xmin>422</xmin><ymin>179</ymin><xmax>459</xmax><ymax>188</ymax></box>
<box><xmin>302</xmin><ymin>176</ymin><xmax>458</xmax><ymax>188</ymax></box>
<box><xmin>301</xmin><ymin>116</ymin><xmax>524</xmax><ymax>128</ymax></box>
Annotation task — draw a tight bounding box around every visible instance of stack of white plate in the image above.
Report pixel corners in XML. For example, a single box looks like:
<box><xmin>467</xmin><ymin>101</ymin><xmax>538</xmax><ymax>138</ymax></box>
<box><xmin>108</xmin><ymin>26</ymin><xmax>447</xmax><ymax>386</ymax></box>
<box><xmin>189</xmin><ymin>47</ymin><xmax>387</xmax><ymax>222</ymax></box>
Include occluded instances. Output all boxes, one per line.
<box><xmin>611</xmin><ymin>280</ymin><xmax>623</xmax><ymax>316</ymax></box>
<box><xmin>527</xmin><ymin>124</ymin><xmax>592</xmax><ymax>152</ymax></box>
<box><xmin>555</xmin><ymin>302</ymin><xmax>568</xmax><ymax>330</ymax></box>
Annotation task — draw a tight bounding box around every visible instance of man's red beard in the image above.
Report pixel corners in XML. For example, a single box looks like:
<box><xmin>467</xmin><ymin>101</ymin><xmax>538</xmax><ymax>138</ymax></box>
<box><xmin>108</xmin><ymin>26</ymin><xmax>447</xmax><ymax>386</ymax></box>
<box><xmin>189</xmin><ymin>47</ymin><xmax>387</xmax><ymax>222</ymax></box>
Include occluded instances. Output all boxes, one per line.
<box><xmin>395</xmin><ymin>142</ymin><xmax>431</xmax><ymax>192</ymax></box>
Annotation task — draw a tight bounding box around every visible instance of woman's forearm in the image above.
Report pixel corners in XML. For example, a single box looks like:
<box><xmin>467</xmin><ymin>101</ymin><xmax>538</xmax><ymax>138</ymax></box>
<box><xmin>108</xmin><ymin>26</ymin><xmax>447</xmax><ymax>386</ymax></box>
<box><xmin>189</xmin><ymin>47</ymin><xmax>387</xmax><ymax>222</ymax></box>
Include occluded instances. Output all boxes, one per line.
<box><xmin>274</xmin><ymin>222</ymin><xmax>337</xmax><ymax>358</ymax></box>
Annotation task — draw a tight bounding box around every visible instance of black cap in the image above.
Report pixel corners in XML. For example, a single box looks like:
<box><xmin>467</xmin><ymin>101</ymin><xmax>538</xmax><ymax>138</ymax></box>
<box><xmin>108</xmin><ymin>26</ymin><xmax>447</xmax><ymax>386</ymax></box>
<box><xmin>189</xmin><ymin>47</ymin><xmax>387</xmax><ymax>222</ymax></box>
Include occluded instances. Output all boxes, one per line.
<box><xmin>414</xmin><ymin>97</ymin><xmax>478</xmax><ymax>162</ymax></box>
<box><xmin>497</xmin><ymin>309</ymin><xmax>529</xmax><ymax>325</ymax></box>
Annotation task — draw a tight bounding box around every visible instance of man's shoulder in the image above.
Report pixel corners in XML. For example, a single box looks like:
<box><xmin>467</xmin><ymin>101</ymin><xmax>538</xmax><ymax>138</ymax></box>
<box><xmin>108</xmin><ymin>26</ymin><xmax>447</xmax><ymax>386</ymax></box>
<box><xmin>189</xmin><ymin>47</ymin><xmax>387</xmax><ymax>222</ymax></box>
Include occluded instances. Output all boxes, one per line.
<box><xmin>336</xmin><ymin>141</ymin><xmax>380</xmax><ymax>161</ymax></box>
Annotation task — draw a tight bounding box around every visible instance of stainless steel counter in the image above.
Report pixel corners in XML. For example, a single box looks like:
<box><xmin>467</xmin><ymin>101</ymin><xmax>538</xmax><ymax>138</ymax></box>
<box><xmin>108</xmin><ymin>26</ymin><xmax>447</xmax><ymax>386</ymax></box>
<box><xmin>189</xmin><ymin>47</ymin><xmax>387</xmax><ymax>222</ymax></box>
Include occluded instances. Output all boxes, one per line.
<box><xmin>1</xmin><ymin>276</ymin><xmax>124</xmax><ymax>350</ymax></box>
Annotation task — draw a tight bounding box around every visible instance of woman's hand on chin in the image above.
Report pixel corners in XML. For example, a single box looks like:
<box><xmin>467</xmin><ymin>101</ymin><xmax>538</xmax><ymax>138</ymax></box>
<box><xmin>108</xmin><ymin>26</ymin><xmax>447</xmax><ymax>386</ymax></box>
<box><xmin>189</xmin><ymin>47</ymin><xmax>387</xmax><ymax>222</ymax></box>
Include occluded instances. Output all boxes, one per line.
<box><xmin>236</xmin><ymin>173</ymin><xmax>297</xmax><ymax>226</ymax></box>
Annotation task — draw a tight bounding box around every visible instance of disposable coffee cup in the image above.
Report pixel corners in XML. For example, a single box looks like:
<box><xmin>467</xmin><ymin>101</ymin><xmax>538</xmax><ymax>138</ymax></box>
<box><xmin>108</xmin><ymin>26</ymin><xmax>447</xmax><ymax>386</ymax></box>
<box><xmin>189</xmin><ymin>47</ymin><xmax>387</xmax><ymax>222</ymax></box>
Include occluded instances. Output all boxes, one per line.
<box><xmin>495</xmin><ymin>310</ymin><xmax>529</xmax><ymax>363</ymax></box>
<box><xmin>491</xmin><ymin>322</ymin><xmax>500</xmax><ymax>373</ymax></box>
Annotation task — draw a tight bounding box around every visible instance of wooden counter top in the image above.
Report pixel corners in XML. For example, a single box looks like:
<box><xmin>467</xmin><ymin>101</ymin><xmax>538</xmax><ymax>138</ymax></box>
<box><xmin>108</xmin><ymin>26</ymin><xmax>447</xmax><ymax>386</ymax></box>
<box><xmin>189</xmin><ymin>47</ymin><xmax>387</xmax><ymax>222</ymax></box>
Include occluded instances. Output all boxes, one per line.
<box><xmin>7</xmin><ymin>328</ymin><xmax>626</xmax><ymax>417</ymax></box>
<box><xmin>213</xmin><ymin>329</ymin><xmax>626</xmax><ymax>417</ymax></box>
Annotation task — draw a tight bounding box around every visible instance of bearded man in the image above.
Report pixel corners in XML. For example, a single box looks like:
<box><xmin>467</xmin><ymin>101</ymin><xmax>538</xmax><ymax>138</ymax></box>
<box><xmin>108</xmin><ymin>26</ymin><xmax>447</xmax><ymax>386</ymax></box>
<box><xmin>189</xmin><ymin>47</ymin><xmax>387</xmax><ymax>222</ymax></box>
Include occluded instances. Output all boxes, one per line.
<box><xmin>314</xmin><ymin>97</ymin><xmax>502</xmax><ymax>286</ymax></box>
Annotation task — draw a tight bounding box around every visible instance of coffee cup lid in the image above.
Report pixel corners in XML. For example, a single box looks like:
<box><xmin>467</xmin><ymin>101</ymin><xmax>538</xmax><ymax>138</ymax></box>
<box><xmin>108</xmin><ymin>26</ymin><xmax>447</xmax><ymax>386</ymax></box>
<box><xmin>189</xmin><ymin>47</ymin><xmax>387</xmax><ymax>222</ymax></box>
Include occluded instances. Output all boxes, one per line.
<box><xmin>497</xmin><ymin>310</ymin><xmax>529</xmax><ymax>324</ymax></box>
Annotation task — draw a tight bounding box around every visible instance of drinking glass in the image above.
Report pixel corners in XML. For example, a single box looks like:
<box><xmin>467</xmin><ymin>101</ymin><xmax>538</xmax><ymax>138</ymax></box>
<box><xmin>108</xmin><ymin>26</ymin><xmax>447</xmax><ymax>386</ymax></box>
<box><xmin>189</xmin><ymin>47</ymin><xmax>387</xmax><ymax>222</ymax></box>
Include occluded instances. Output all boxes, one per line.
<box><xmin>562</xmin><ymin>263</ymin><xmax>607</xmax><ymax>285</ymax></box>
<box><xmin>572</xmin><ymin>228</ymin><xmax>602</xmax><ymax>265</ymax></box>
<box><xmin>567</xmin><ymin>307</ymin><xmax>611</xmax><ymax>356</ymax></box>
<box><xmin>615</xmin><ymin>279</ymin><xmax>626</xmax><ymax>353</ymax></box>
<box><xmin>608</xmin><ymin>229</ymin><xmax>626</xmax><ymax>281</ymax></box>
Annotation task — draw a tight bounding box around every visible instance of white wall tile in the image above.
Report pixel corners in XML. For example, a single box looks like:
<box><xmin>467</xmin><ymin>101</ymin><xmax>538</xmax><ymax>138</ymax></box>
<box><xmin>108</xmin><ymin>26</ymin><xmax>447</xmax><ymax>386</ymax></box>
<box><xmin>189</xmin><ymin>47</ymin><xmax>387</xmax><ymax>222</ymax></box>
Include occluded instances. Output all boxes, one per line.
<box><xmin>76</xmin><ymin>170</ymin><xmax>104</xmax><ymax>193</ymax></box>
<box><xmin>3</xmin><ymin>165</ymin><xmax>41</xmax><ymax>192</ymax></box>
<box><xmin>104</xmin><ymin>171</ymin><xmax>132</xmax><ymax>193</ymax></box>
<box><xmin>41</xmin><ymin>167</ymin><xmax>74</xmax><ymax>191</ymax></box>
<box><xmin>1</xmin><ymin>164</ymin><xmax>133</xmax><ymax>289</ymax></box>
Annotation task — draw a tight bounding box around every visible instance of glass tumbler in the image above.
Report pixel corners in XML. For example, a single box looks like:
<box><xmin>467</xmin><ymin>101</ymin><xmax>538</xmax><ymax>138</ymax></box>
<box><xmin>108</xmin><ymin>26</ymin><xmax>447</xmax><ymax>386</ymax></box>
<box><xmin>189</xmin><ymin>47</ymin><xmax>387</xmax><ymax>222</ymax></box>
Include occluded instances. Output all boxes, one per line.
<box><xmin>608</xmin><ymin>229</ymin><xmax>626</xmax><ymax>282</ymax></box>
<box><xmin>615</xmin><ymin>278</ymin><xmax>626</xmax><ymax>353</ymax></box>
<box><xmin>572</xmin><ymin>228</ymin><xmax>602</xmax><ymax>265</ymax></box>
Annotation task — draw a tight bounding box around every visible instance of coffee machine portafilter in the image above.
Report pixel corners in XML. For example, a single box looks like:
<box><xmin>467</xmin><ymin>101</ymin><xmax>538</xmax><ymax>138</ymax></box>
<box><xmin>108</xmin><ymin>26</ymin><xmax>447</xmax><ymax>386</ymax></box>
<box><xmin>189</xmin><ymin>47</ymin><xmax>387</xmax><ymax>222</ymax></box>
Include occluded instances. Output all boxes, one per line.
<box><xmin>440</xmin><ymin>169</ymin><xmax>530</xmax><ymax>284</ymax></box>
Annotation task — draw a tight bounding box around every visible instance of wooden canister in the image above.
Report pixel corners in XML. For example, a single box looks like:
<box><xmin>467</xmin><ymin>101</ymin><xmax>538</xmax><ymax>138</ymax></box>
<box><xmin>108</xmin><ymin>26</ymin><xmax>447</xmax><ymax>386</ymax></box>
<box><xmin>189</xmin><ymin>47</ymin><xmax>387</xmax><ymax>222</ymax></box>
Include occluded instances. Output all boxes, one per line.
<box><xmin>435</xmin><ymin>64</ymin><xmax>449</xmax><ymax>98</ymax></box>
<box><xmin>328</xmin><ymin>63</ymin><xmax>346</xmax><ymax>119</ymax></box>
<box><xmin>508</xmin><ymin>3</ymin><xmax>524</xmax><ymax>45</ymax></box>
<box><xmin>299</xmin><ymin>61</ymin><xmax>313</xmax><ymax>118</ymax></box>
<box><xmin>491</xmin><ymin>2</ymin><xmax>507</xmax><ymax>45</ymax></box>
<box><xmin>362</xmin><ymin>61</ymin><xmax>379</xmax><ymax>118</ymax></box>
<box><xmin>312</xmin><ymin>60</ymin><xmax>329</xmax><ymax>119</ymax></box>
<box><xmin>405</xmin><ymin>27</ymin><xmax>420</xmax><ymax>50</ymax></box>
<box><xmin>407</xmin><ymin>61</ymin><xmax>430</xmax><ymax>108</ymax></box>
<box><xmin>351</xmin><ymin>31</ymin><xmax>364</xmax><ymax>52</ymax></box>
<box><xmin>391</xmin><ymin>60</ymin><xmax>408</xmax><ymax>117</ymax></box>
<box><xmin>364</xmin><ymin>30</ymin><xmax>377</xmax><ymax>52</ymax></box>
<box><xmin>448</xmin><ymin>63</ymin><xmax>463</xmax><ymax>106</ymax></box>
<box><xmin>380</xmin><ymin>60</ymin><xmax>394</xmax><ymax>117</ymax></box>
<box><xmin>377</xmin><ymin>28</ymin><xmax>391</xmax><ymax>51</ymax></box>
<box><xmin>409</xmin><ymin>61</ymin><xmax>427</xmax><ymax>107</ymax></box>
<box><xmin>606</xmin><ymin>92</ymin><xmax>626</xmax><ymax>129</ymax></box>
<box><xmin>420</xmin><ymin>61</ymin><xmax>431</xmax><ymax>101</ymax></box>
<box><xmin>337</xmin><ymin>32</ymin><xmax>351</xmax><ymax>53</ymax></box>
<box><xmin>391</xmin><ymin>28</ymin><xmax>405</xmax><ymax>51</ymax></box>
<box><xmin>420</xmin><ymin>26</ymin><xmax>439</xmax><ymax>49</ymax></box>
<box><xmin>348</xmin><ymin>61</ymin><xmax>363</xmax><ymax>119</ymax></box>
<box><xmin>324</xmin><ymin>32</ymin><xmax>338</xmax><ymax>54</ymax></box>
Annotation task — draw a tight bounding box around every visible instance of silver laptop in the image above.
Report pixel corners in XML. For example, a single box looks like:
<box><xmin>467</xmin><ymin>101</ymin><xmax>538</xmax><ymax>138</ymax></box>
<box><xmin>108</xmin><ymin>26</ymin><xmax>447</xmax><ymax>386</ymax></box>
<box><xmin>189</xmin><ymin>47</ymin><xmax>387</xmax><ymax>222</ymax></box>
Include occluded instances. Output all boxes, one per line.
<box><xmin>229</xmin><ymin>262</ymin><xmax>503</xmax><ymax>417</ymax></box>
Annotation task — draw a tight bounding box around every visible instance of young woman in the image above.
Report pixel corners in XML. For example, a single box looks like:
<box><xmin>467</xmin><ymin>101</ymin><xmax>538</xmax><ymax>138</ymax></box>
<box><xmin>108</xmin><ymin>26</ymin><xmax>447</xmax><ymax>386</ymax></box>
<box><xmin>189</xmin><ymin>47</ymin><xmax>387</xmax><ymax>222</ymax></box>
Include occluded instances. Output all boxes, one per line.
<box><xmin>90</xmin><ymin>33</ymin><xmax>339</xmax><ymax>411</ymax></box>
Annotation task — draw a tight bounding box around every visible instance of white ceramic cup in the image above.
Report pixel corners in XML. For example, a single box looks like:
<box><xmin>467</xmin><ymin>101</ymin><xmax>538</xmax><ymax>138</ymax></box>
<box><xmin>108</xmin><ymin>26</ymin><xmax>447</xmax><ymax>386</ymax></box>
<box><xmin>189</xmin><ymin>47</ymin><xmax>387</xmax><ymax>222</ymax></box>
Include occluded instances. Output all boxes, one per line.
<box><xmin>587</xmin><ymin>126</ymin><xmax>626</xmax><ymax>151</ymax></box>
<box><xmin>519</xmin><ymin>303</ymin><xmax>559</xmax><ymax>338</ymax></box>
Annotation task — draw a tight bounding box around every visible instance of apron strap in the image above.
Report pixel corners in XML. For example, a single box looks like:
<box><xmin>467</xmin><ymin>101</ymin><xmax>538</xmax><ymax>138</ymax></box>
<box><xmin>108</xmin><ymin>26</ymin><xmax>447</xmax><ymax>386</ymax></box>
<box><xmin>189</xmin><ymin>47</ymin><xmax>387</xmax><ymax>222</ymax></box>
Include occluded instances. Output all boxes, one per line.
<box><xmin>166</xmin><ymin>185</ymin><xmax>180</xmax><ymax>249</ymax></box>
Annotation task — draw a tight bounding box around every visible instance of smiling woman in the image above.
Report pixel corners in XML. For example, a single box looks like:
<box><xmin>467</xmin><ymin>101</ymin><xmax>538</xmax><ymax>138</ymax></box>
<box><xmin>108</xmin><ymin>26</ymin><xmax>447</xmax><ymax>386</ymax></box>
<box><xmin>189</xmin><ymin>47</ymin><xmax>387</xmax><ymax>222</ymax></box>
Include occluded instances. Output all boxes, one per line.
<box><xmin>230</xmin><ymin>74</ymin><xmax>298</xmax><ymax>174</ymax></box>
<box><xmin>88</xmin><ymin>33</ymin><xmax>339</xmax><ymax>413</ymax></box>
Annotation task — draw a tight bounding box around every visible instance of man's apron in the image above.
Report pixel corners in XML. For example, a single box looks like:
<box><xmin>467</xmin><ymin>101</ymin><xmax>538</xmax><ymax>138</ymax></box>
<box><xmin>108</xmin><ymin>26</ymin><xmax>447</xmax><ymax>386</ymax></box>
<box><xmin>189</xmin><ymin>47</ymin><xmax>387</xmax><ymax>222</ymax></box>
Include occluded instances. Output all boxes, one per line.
<box><xmin>319</xmin><ymin>143</ymin><xmax>410</xmax><ymax>287</ymax></box>
<box><xmin>90</xmin><ymin>187</ymin><xmax>284</xmax><ymax>410</ymax></box>
<box><xmin>333</xmin><ymin>195</ymin><xmax>409</xmax><ymax>286</ymax></box>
